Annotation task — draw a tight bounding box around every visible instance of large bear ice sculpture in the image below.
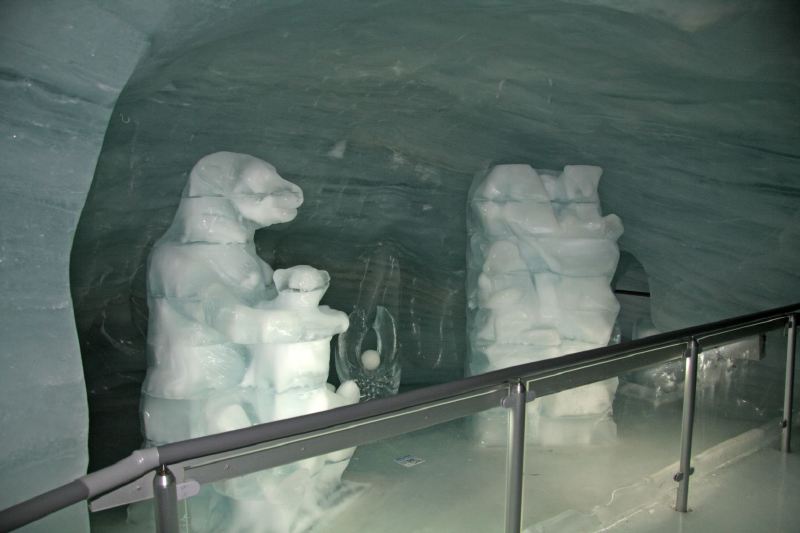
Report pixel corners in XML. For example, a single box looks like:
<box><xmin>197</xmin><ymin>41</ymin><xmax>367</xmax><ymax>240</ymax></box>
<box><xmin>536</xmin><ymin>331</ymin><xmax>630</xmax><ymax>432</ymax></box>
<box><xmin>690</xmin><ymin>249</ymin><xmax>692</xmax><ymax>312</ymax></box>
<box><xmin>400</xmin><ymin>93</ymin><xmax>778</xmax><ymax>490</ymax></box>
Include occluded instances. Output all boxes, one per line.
<box><xmin>141</xmin><ymin>152</ymin><xmax>359</xmax><ymax>532</ymax></box>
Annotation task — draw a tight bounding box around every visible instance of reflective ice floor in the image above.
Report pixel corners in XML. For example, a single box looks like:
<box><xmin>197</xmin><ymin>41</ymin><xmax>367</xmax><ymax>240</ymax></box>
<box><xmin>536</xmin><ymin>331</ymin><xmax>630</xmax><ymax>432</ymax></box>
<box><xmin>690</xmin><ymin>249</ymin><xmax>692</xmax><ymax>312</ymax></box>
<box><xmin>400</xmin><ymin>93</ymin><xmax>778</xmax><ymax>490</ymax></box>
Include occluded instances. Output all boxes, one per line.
<box><xmin>91</xmin><ymin>371</ymin><xmax>800</xmax><ymax>533</ymax></box>
<box><xmin>606</xmin><ymin>447</ymin><xmax>800</xmax><ymax>533</ymax></box>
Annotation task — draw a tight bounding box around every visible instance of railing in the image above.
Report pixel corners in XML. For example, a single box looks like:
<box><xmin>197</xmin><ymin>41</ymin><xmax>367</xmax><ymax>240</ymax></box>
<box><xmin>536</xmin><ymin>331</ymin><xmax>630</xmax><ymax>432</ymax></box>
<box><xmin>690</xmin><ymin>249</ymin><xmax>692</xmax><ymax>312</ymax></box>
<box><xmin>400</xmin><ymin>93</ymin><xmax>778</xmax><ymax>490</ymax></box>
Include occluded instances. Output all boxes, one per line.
<box><xmin>0</xmin><ymin>303</ymin><xmax>797</xmax><ymax>532</ymax></box>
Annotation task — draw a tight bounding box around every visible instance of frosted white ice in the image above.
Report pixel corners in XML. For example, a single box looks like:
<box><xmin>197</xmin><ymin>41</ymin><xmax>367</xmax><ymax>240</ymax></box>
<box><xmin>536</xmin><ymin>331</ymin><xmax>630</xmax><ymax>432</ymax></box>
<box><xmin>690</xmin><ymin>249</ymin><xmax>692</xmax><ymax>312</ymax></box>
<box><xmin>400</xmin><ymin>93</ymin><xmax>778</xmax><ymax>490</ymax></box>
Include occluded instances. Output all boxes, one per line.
<box><xmin>142</xmin><ymin>152</ymin><xmax>358</xmax><ymax>532</ymax></box>
<box><xmin>361</xmin><ymin>349</ymin><xmax>381</xmax><ymax>371</ymax></box>
<box><xmin>468</xmin><ymin>164</ymin><xmax>622</xmax><ymax>446</ymax></box>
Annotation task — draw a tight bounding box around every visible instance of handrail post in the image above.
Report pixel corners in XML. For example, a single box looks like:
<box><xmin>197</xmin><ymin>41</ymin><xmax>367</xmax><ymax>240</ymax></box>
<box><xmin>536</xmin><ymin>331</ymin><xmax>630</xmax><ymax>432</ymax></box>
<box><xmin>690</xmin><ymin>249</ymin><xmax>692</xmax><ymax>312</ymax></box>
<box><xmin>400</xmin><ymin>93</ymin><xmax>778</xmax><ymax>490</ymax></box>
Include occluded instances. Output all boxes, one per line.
<box><xmin>504</xmin><ymin>380</ymin><xmax>527</xmax><ymax>533</ymax></box>
<box><xmin>153</xmin><ymin>465</ymin><xmax>180</xmax><ymax>533</ymax></box>
<box><xmin>782</xmin><ymin>314</ymin><xmax>797</xmax><ymax>453</ymax></box>
<box><xmin>675</xmin><ymin>338</ymin><xmax>699</xmax><ymax>512</ymax></box>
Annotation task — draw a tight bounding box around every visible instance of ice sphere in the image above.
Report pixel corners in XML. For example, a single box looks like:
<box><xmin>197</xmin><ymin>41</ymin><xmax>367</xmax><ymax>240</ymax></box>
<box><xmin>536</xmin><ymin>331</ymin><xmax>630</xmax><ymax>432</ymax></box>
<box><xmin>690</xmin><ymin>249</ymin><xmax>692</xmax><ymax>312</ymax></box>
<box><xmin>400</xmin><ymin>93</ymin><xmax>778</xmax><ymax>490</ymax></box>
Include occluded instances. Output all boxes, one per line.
<box><xmin>141</xmin><ymin>152</ymin><xmax>358</xmax><ymax>532</ymax></box>
<box><xmin>468</xmin><ymin>164</ymin><xmax>622</xmax><ymax>446</ymax></box>
<box><xmin>361</xmin><ymin>349</ymin><xmax>381</xmax><ymax>371</ymax></box>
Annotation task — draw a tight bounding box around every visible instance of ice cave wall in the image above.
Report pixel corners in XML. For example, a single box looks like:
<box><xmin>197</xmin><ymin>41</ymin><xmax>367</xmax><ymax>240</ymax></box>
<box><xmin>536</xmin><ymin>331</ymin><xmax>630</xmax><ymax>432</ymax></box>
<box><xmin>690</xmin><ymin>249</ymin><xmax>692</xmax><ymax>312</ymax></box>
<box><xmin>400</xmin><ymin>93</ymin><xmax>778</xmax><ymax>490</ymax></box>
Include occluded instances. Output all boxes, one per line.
<box><xmin>1</xmin><ymin>1</ymin><xmax>799</xmax><ymax>531</ymax></box>
<box><xmin>0</xmin><ymin>0</ymin><xmax>296</xmax><ymax>529</ymax></box>
<box><xmin>71</xmin><ymin>0</ymin><xmax>800</xmax><ymax>468</ymax></box>
<box><xmin>0</xmin><ymin>2</ymin><xmax>150</xmax><ymax>530</ymax></box>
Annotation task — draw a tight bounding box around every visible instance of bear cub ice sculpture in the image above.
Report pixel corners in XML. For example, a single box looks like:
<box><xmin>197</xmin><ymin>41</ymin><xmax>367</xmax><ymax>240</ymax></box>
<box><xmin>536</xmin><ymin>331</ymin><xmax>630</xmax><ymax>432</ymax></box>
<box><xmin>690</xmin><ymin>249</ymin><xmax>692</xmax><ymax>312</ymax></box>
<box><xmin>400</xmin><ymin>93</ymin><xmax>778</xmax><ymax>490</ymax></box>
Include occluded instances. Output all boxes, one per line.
<box><xmin>141</xmin><ymin>152</ymin><xmax>359</xmax><ymax>533</ymax></box>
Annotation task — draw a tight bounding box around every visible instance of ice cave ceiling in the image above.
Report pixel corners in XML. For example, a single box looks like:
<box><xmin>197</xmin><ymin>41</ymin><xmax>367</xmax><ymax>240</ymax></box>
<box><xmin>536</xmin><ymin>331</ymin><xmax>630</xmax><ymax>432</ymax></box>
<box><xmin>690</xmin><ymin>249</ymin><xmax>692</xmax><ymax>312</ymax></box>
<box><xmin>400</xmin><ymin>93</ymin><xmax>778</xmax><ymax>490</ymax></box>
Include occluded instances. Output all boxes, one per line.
<box><xmin>1</xmin><ymin>0</ymin><xmax>799</xmax><ymax>525</ymax></box>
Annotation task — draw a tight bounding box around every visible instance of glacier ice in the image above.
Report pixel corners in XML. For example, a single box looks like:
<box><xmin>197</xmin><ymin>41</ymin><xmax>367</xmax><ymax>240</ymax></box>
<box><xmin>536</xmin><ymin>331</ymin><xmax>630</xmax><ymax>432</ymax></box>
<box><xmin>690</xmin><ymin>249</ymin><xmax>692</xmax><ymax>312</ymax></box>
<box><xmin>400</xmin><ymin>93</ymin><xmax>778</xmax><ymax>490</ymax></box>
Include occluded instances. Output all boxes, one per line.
<box><xmin>1</xmin><ymin>0</ymin><xmax>799</xmax><ymax>527</ymax></box>
<box><xmin>468</xmin><ymin>164</ymin><xmax>622</xmax><ymax>445</ymax></box>
<box><xmin>63</xmin><ymin>0</ymin><xmax>800</xmax><ymax>471</ymax></box>
<box><xmin>142</xmin><ymin>152</ymin><xmax>359</xmax><ymax>532</ymax></box>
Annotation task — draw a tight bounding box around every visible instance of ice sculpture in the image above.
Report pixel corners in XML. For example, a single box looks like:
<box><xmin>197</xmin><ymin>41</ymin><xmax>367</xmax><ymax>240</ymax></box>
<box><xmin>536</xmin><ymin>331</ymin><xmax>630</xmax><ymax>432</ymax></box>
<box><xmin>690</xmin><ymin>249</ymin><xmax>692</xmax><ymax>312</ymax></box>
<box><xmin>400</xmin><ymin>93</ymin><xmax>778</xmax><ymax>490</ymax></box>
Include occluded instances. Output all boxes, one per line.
<box><xmin>141</xmin><ymin>152</ymin><xmax>359</xmax><ymax>532</ymax></box>
<box><xmin>336</xmin><ymin>306</ymin><xmax>401</xmax><ymax>400</ymax></box>
<box><xmin>467</xmin><ymin>164</ymin><xmax>623</xmax><ymax>446</ymax></box>
<box><xmin>335</xmin><ymin>244</ymin><xmax>402</xmax><ymax>400</ymax></box>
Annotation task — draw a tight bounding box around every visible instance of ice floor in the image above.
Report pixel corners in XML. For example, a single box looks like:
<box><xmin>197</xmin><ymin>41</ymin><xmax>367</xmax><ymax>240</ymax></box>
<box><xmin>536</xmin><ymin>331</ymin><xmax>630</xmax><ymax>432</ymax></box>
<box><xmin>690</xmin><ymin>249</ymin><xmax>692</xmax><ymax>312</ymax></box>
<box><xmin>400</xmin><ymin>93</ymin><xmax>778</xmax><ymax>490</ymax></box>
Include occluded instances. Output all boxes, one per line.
<box><xmin>605</xmin><ymin>447</ymin><xmax>800</xmax><ymax>533</ymax></box>
<box><xmin>91</xmin><ymin>377</ymin><xmax>800</xmax><ymax>533</ymax></box>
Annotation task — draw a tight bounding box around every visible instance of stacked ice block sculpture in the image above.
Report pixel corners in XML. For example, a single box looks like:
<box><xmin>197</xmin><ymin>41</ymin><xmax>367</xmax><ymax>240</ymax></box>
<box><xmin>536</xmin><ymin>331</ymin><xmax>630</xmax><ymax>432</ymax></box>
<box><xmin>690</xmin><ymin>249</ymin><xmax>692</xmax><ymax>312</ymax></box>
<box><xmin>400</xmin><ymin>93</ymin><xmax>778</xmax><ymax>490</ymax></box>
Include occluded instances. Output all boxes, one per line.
<box><xmin>467</xmin><ymin>164</ymin><xmax>623</xmax><ymax>446</ymax></box>
<box><xmin>141</xmin><ymin>152</ymin><xmax>360</xmax><ymax>532</ymax></box>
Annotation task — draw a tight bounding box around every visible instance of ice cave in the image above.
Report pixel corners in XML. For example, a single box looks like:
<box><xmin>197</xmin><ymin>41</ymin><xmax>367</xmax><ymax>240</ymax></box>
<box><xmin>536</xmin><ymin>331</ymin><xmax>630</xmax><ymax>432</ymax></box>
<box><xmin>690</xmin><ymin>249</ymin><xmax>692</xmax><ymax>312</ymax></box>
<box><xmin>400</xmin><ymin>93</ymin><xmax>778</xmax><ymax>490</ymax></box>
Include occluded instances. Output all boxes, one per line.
<box><xmin>1</xmin><ymin>1</ymin><xmax>799</xmax><ymax>532</ymax></box>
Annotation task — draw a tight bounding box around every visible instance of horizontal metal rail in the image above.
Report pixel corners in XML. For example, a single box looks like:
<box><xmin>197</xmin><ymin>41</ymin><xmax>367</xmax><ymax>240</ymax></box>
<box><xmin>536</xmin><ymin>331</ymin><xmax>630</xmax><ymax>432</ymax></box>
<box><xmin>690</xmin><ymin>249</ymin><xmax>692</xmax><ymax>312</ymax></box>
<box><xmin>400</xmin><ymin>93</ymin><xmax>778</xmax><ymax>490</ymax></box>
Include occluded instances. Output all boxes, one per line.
<box><xmin>0</xmin><ymin>302</ymin><xmax>797</xmax><ymax>531</ymax></box>
<box><xmin>90</xmin><ymin>385</ymin><xmax>510</xmax><ymax>511</ymax></box>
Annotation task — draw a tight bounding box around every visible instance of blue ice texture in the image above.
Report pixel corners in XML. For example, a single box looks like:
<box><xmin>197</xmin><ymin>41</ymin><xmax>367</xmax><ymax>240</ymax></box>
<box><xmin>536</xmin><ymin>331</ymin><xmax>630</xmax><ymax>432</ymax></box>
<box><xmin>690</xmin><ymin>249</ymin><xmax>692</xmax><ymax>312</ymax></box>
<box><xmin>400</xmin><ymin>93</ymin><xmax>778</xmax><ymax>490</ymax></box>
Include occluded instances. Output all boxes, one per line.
<box><xmin>1</xmin><ymin>2</ymin><xmax>799</xmax><ymax>532</ymax></box>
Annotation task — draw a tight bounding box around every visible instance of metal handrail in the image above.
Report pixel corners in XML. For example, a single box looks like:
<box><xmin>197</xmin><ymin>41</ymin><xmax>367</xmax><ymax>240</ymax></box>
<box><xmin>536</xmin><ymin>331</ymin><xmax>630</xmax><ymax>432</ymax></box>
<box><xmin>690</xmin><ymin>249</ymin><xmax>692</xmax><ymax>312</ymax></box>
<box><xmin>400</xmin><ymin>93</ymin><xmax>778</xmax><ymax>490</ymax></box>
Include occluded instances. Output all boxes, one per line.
<box><xmin>0</xmin><ymin>302</ymin><xmax>797</xmax><ymax>532</ymax></box>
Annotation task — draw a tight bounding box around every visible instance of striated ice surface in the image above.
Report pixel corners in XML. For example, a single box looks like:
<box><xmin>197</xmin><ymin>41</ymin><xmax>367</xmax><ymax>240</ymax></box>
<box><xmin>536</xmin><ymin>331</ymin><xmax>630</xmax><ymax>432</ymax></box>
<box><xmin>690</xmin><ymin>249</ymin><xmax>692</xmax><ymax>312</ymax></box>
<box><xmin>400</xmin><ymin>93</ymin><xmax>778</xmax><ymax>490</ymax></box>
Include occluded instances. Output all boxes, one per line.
<box><xmin>140</xmin><ymin>152</ymin><xmax>359</xmax><ymax>532</ymax></box>
<box><xmin>1</xmin><ymin>0</ymin><xmax>798</xmax><ymax>520</ymax></box>
<box><xmin>468</xmin><ymin>164</ymin><xmax>623</xmax><ymax>445</ymax></box>
<box><xmin>0</xmin><ymin>1</ymin><xmax>150</xmax><ymax>531</ymax></box>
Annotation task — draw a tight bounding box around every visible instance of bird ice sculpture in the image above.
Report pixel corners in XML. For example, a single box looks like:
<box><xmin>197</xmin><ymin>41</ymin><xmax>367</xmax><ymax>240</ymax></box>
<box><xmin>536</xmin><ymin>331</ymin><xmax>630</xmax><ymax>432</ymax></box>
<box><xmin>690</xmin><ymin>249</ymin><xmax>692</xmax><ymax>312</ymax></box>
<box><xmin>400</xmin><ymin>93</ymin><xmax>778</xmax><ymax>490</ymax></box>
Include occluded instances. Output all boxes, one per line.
<box><xmin>141</xmin><ymin>152</ymin><xmax>359</xmax><ymax>532</ymax></box>
<box><xmin>467</xmin><ymin>164</ymin><xmax>623</xmax><ymax>446</ymax></box>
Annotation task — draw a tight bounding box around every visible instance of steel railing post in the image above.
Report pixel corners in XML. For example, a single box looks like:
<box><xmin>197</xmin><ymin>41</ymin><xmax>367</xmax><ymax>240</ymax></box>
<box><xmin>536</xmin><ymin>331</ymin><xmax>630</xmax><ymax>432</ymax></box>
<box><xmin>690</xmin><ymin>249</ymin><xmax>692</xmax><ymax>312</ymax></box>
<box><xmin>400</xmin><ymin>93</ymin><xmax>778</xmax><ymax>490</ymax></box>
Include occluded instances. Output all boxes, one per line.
<box><xmin>504</xmin><ymin>381</ymin><xmax>527</xmax><ymax>533</ymax></box>
<box><xmin>675</xmin><ymin>338</ymin><xmax>698</xmax><ymax>512</ymax></box>
<box><xmin>153</xmin><ymin>465</ymin><xmax>180</xmax><ymax>533</ymax></box>
<box><xmin>782</xmin><ymin>314</ymin><xmax>797</xmax><ymax>453</ymax></box>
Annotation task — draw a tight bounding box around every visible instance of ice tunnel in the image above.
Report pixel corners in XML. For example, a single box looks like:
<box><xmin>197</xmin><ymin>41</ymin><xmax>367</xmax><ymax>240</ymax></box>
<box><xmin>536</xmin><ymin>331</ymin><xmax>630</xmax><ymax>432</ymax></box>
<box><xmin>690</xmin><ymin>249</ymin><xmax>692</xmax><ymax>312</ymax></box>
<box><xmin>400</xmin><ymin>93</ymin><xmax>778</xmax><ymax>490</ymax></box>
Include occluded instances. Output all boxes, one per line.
<box><xmin>1</xmin><ymin>0</ymin><xmax>799</xmax><ymax>532</ymax></box>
